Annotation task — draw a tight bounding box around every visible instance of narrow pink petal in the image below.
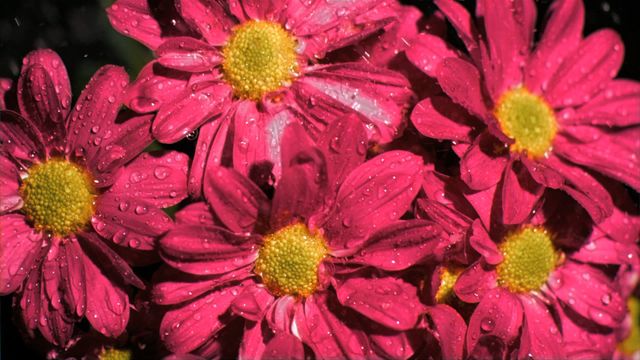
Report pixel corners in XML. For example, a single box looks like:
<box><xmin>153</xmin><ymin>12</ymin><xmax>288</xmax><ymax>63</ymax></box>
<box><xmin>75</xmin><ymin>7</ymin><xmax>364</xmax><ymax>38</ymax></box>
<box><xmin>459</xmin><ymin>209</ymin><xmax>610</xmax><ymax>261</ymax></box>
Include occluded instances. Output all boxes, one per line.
<box><xmin>19</xmin><ymin>49</ymin><xmax>72</xmax><ymax>117</ymax></box>
<box><xmin>156</xmin><ymin>37</ymin><xmax>222</xmax><ymax>72</ymax></box>
<box><xmin>411</xmin><ymin>96</ymin><xmax>477</xmax><ymax>142</ymax></box>
<box><xmin>424</xmin><ymin>304</ymin><xmax>467</xmax><ymax>360</ymax></box>
<box><xmin>204</xmin><ymin>165</ymin><xmax>269</xmax><ymax>233</ymax></box>
<box><xmin>38</xmin><ymin>275</ymin><xmax>75</xmax><ymax>346</ymax></box>
<box><xmin>463</xmin><ymin>184</ymin><xmax>498</xmax><ymax>231</ymax></box>
<box><xmin>322</xmin><ymin>151</ymin><xmax>423</xmax><ymax>252</ymax></box>
<box><xmin>0</xmin><ymin>155</ymin><xmax>22</xmax><ymax>214</ymax></box>
<box><xmin>187</xmin><ymin>119</ymin><xmax>229</xmax><ymax>198</ymax></box>
<box><xmin>0</xmin><ymin>78</ymin><xmax>11</xmax><ymax>110</ymax></box>
<box><xmin>568</xmin><ymin>80</ymin><xmax>640</xmax><ymax>127</ymax></box>
<box><xmin>278</xmin><ymin>121</ymin><xmax>315</xmax><ymax>172</ymax></box>
<box><xmin>454</xmin><ymin>261</ymin><xmax>498</xmax><ymax>303</ymax></box>
<box><xmin>126</xmin><ymin>61</ymin><xmax>190</xmax><ymax>113</ymax></box>
<box><xmin>293</xmin><ymin>63</ymin><xmax>412</xmax><ymax>144</ymax></box>
<box><xmin>263</xmin><ymin>332</ymin><xmax>305</xmax><ymax>360</ymax></box>
<box><xmin>230</xmin><ymin>284</ymin><xmax>274</xmax><ymax>322</ymax></box>
<box><xmin>406</xmin><ymin>33</ymin><xmax>464</xmax><ymax>79</ymax></box>
<box><xmin>78</xmin><ymin>232</ymin><xmax>144</xmax><ymax>289</ymax></box>
<box><xmin>159</xmin><ymin>225</ymin><xmax>258</xmax><ymax>275</ymax></box>
<box><xmin>0</xmin><ymin>110</ymin><xmax>46</xmax><ymax>163</ymax></box>
<box><xmin>416</xmin><ymin>198</ymin><xmax>472</xmax><ymax>237</ymax></box>
<box><xmin>176</xmin><ymin>0</ymin><xmax>235</xmax><ymax>46</ymax></box>
<box><xmin>572</xmin><ymin>237</ymin><xmax>634</xmax><ymax>266</ymax></box>
<box><xmin>82</xmin><ymin>252</ymin><xmax>130</xmax><ymax>338</ymax></box>
<box><xmin>349</xmin><ymin>220</ymin><xmax>448</xmax><ymax>270</ymax></box>
<box><xmin>240</xmin><ymin>0</ymin><xmax>286</xmax><ymax>21</ymax></box>
<box><xmin>174</xmin><ymin>202</ymin><xmax>218</xmax><ymax>227</ymax></box>
<box><xmin>92</xmin><ymin>193</ymin><xmax>173</xmax><ymax>251</ymax></box>
<box><xmin>20</xmin><ymin>267</ymin><xmax>42</xmax><ymax>332</ymax></box>
<box><xmin>459</xmin><ymin>132</ymin><xmax>508</xmax><ymax>191</ymax></box>
<box><xmin>369</xmin><ymin>329</ymin><xmax>415</xmax><ymax>360</ymax></box>
<box><xmin>152</xmin><ymin>81</ymin><xmax>232</xmax><ymax>144</ymax></box>
<box><xmin>517</xmin><ymin>295</ymin><xmax>564</xmax><ymax>359</ymax></box>
<box><xmin>160</xmin><ymin>283</ymin><xmax>243</xmax><ymax>354</ymax></box>
<box><xmin>0</xmin><ymin>214</ymin><xmax>43</xmax><ymax>295</ymax></box>
<box><xmin>294</xmin><ymin>293</ymin><xmax>371</xmax><ymax>359</ymax></box>
<box><xmin>525</xmin><ymin>0</ymin><xmax>584</xmax><ymax>93</ymax></box>
<box><xmin>66</xmin><ymin>66</ymin><xmax>129</xmax><ymax>162</ymax></box>
<box><xmin>521</xmin><ymin>156</ymin><xmax>565</xmax><ymax>189</ymax></box>
<box><xmin>109</xmin><ymin>151</ymin><xmax>189</xmax><ymax>208</ymax></box>
<box><xmin>558</xmin><ymin>302</ymin><xmax>617</xmax><ymax>359</ymax></box>
<box><xmin>549</xmin><ymin>261</ymin><xmax>625</xmax><ymax>328</ymax></box>
<box><xmin>239</xmin><ymin>321</ymin><xmax>268</xmax><ymax>360</ymax></box>
<box><xmin>436</xmin><ymin>57</ymin><xmax>489</xmax><ymax>120</ymax></box>
<box><xmin>545</xmin><ymin>29</ymin><xmax>624</xmax><ymax>108</ymax></box>
<box><xmin>335</xmin><ymin>276</ymin><xmax>424</xmax><ymax>331</ymax></box>
<box><xmin>501</xmin><ymin>159</ymin><xmax>544</xmax><ymax>224</ymax></box>
<box><xmin>466</xmin><ymin>288</ymin><xmax>523</xmax><ymax>358</ymax></box>
<box><xmin>59</xmin><ymin>240</ymin><xmax>87</xmax><ymax>317</ymax></box>
<box><xmin>107</xmin><ymin>0</ymin><xmax>164</xmax><ymax>50</ymax></box>
<box><xmin>469</xmin><ymin>219</ymin><xmax>503</xmax><ymax>265</ymax></box>
<box><xmin>433</xmin><ymin>0</ymin><xmax>480</xmax><ymax>57</ymax></box>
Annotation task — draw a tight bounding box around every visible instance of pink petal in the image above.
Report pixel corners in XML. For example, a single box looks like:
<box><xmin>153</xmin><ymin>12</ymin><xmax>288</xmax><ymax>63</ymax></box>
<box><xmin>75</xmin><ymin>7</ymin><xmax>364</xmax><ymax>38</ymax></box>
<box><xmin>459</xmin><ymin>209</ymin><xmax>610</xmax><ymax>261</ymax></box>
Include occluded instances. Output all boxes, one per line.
<box><xmin>321</xmin><ymin>151</ymin><xmax>423</xmax><ymax>252</ymax></box>
<box><xmin>82</xmin><ymin>252</ymin><xmax>130</xmax><ymax>338</ymax></box>
<box><xmin>263</xmin><ymin>332</ymin><xmax>305</xmax><ymax>360</ymax></box>
<box><xmin>424</xmin><ymin>304</ymin><xmax>467</xmax><ymax>360</ymax></box>
<box><xmin>454</xmin><ymin>261</ymin><xmax>498</xmax><ymax>303</ymax></box>
<box><xmin>517</xmin><ymin>295</ymin><xmax>564</xmax><ymax>359</ymax></box>
<box><xmin>466</xmin><ymin>288</ymin><xmax>523</xmax><ymax>358</ymax></box>
<box><xmin>433</xmin><ymin>0</ymin><xmax>480</xmax><ymax>58</ymax></box>
<box><xmin>107</xmin><ymin>0</ymin><xmax>164</xmax><ymax>50</ymax></box>
<box><xmin>349</xmin><ymin>220</ymin><xmax>448</xmax><ymax>270</ymax></box>
<box><xmin>78</xmin><ymin>232</ymin><xmax>144</xmax><ymax>289</ymax></box>
<box><xmin>0</xmin><ymin>155</ymin><xmax>22</xmax><ymax>214</ymax></box>
<box><xmin>160</xmin><ymin>283</ymin><xmax>242</xmax><ymax>354</ymax></box>
<box><xmin>463</xmin><ymin>184</ymin><xmax>498</xmax><ymax>231</ymax></box>
<box><xmin>278</xmin><ymin>120</ymin><xmax>316</xmax><ymax>170</ymax></box>
<box><xmin>174</xmin><ymin>202</ymin><xmax>217</xmax><ymax>227</ymax></box>
<box><xmin>92</xmin><ymin>193</ymin><xmax>173</xmax><ymax>251</ymax></box>
<box><xmin>293</xmin><ymin>63</ymin><xmax>412</xmax><ymax>144</ymax></box>
<box><xmin>294</xmin><ymin>293</ymin><xmax>371</xmax><ymax>359</ymax></box>
<box><xmin>188</xmin><ymin>120</ymin><xmax>224</xmax><ymax>198</ymax></box>
<box><xmin>335</xmin><ymin>276</ymin><xmax>424</xmax><ymax>331</ymax></box>
<box><xmin>240</xmin><ymin>0</ymin><xmax>287</xmax><ymax>21</ymax></box>
<box><xmin>521</xmin><ymin>156</ymin><xmax>565</xmax><ymax>189</ymax></box>
<box><xmin>204</xmin><ymin>165</ymin><xmax>269</xmax><ymax>233</ymax></box>
<box><xmin>126</xmin><ymin>61</ymin><xmax>190</xmax><ymax>113</ymax></box>
<box><xmin>501</xmin><ymin>159</ymin><xmax>544</xmax><ymax>224</ymax></box>
<box><xmin>230</xmin><ymin>284</ymin><xmax>274</xmax><ymax>322</ymax></box>
<box><xmin>159</xmin><ymin>224</ymin><xmax>258</xmax><ymax>276</ymax></box>
<box><xmin>459</xmin><ymin>132</ymin><xmax>508</xmax><ymax>191</ymax></box>
<box><xmin>0</xmin><ymin>78</ymin><xmax>11</xmax><ymax>110</ymax></box>
<box><xmin>240</xmin><ymin>321</ymin><xmax>268</xmax><ymax>360</ymax></box>
<box><xmin>20</xmin><ymin>267</ymin><xmax>42</xmax><ymax>332</ymax></box>
<box><xmin>558</xmin><ymin>302</ymin><xmax>617</xmax><ymax>359</ymax></box>
<box><xmin>152</xmin><ymin>81</ymin><xmax>231</xmax><ymax>143</ymax></box>
<box><xmin>406</xmin><ymin>33</ymin><xmax>465</xmax><ymax>78</ymax></box>
<box><xmin>469</xmin><ymin>219</ymin><xmax>503</xmax><ymax>265</ymax></box>
<box><xmin>569</xmin><ymin>79</ymin><xmax>640</xmax><ymax>127</ymax></box>
<box><xmin>525</xmin><ymin>0</ymin><xmax>584</xmax><ymax>93</ymax></box>
<box><xmin>369</xmin><ymin>329</ymin><xmax>415</xmax><ymax>360</ymax></box>
<box><xmin>411</xmin><ymin>96</ymin><xmax>477</xmax><ymax>142</ymax></box>
<box><xmin>19</xmin><ymin>50</ymin><xmax>72</xmax><ymax>117</ymax></box>
<box><xmin>0</xmin><ymin>214</ymin><xmax>43</xmax><ymax>295</ymax></box>
<box><xmin>109</xmin><ymin>151</ymin><xmax>189</xmax><ymax>208</ymax></box>
<box><xmin>545</xmin><ymin>29</ymin><xmax>624</xmax><ymax>108</ymax></box>
<box><xmin>38</xmin><ymin>270</ymin><xmax>75</xmax><ymax>346</ymax></box>
<box><xmin>156</xmin><ymin>37</ymin><xmax>222</xmax><ymax>72</ymax></box>
<box><xmin>0</xmin><ymin>110</ymin><xmax>46</xmax><ymax>164</ymax></box>
<box><xmin>549</xmin><ymin>261</ymin><xmax>625</xmax><ymax>329</ymax></box>
<box><xmin>265</xmin><ymin>295</ymin><xmax>295</xmax><ymax>333</ymax></box>
<box><xmin>436</xmin><ymin>57</ymin><xmax>489</xmax><ymax>120</ymax></box>
<box><xmin>176</xmin><ymin>0</ymin><xmax>235</xmax><ymax>46</ymax></box>
<box><xmin>58</xmin><ymin>240</ymin><xmax>87</xmax><ymax>317</ymax></box>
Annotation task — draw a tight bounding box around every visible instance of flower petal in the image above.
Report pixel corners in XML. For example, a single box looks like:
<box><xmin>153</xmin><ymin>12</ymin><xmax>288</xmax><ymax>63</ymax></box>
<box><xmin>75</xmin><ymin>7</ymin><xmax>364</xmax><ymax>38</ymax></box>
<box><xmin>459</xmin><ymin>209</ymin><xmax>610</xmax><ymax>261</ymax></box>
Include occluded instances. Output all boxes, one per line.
<box><xmin>433</xmin><ymin>0</ymin><xmax>480</xmax><ymax>58</ymax></box>
<box><xmin>263</xmin><ymin>332</ymin><xmax>305</xmax><ymax>360</ymax></box>
<box><xmin>406</xmin><ymin>33</ymin><xmax>465</xmax><ymax>78</ymax></box>
<box><xmin>568</xmin><ymin>79</ymin><xmax>640</xmax><ymax>127</ymax></box>
<box><xmin>460</xmin><ymin>132</ymin><xmax>508</xmax><ymax>191</ymax></box>
<box><xmin>469</xmin><ymin>219</ymin><xmax>503</xmax><ymax>265</ymax></box>
<box><xmin>59</xmin><ymin>240</ymin><xmax>87</xmax><ymax>317</ymax></box>
<box><xmin>156</xmin><ymin>37</ymin><xmax>222</xmax><ymax>72</ymax></box>
<box><xmin>107</xmin><ymin>0</ymin><xmax>164</xmax><ymax>50</ymax></box>
<box><xmin>411</xmin><ymin>96</ymin><xmax>477</xmax><ymax>142</ymax></box>
<box><xmin>517</xmin><ymin>295</ymin><xmax>564</xmax><ymax>359</ymax></box>
<box><xmin>0</xmin><ymin>78</ymin><xmax>12</xmax><ymax>110</ymax></box>
<box><xmin>176</xmin><ymin>0</ymin><xmax>235</xmax><ymax>46</ymax></box>
<box><xmin>126</xmin><ymin>61</ymin><xmax>190</xmax><ymax>113</ymax></box>
<box><xmin>424</xmin><ymin>304</ymin><xmax>467</xmax><ymax>360</ymax></box>
<box><xmin>230</xmin><ymin>284</ymin><xmax>274</xmax><ymax>322</ymax></box>
<box><xmin>454</xmin><ymin>261</ymin><xmax>498</xmax><ymax>303</ymax></box>
<box><xmin>0</xmin><ymin>214</ymin><xmax>43</xmax><ymax>295</ymax></box>
<box><xmin>78</xmin><ymin>232</ymin><xmax>144</xmax><ymax>289</ymax></box>
<box><xmin>0</xmin><ymin>110</ymin><xmax>46</xmax><ymax>164</ymax></box>
<box><xmin>501</xmin><ymin>159</ymin><xmax>544</xmax><ymax>224</ymax></box>
<box><xmin>0</xmin><ymin>155</ymin><xmax>22</xmax><ymax>214</ymax></box>
<box><xmin>436</xmin><ymin>57</ymin><xmax>489</xmax><ymax>121</ymax></box>
<box><xmin>187</xmin><ymin>118</ymin><xmax>231</xmax><ymax>198</ymax></box>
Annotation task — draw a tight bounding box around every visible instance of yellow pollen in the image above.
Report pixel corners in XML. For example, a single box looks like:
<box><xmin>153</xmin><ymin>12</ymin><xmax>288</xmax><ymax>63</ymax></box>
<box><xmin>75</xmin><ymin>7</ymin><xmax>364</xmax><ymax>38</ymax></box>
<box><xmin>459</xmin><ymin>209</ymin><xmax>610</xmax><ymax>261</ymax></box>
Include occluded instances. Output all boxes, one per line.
<box><xmin>20</xmin><ymin>159</ymin><xmax>96</xmax><ymax>236</ymax></box>
<box><xmin>222</xmin><ymin>20</ymin><xmax>298</xmax><ymax>100</ymax></box>
<box><xmin>99</xmin><ymin>347</ymin><xmax>132</xmax><ymax>360</ymax></box>
<box><xmin>496</xmin><ymin>226</ymin><xmax>558</xmax><ymax>293</ymax></box>
<box><xmin>619</xmin><ymin>297</ymin><xmax>640</xmax><ymax>355</ymax></box>
<box><xmin>494</xmin><ymin>86</ymin><xmax>558</xmax><ymax>158</ymax></box>
<box><xmin>254</xmin><ymin>223</ymin><xmax>327</xmax><ymax>297</ymax></box>
<box><xmin>435</xmin><ymin>267</ymin><xmax>462</xmax><ymax>304</ymax></box>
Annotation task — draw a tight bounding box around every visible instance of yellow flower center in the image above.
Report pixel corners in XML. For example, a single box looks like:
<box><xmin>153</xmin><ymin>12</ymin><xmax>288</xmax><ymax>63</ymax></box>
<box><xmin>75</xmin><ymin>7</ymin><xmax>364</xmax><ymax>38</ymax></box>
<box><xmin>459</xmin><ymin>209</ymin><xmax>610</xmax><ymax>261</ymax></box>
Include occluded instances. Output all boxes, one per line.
<box><xmin>222</xmin><ymin>20</ymin><xmax>298</xmax><ymax>100</ymax></box>
<box><xmin>496</xmin><ymin>226</ymin><xmax>558</xmax><ymax>293</ymax></box>
<box><xmin>494</xmin><ymin>87</ymin><xmax>558</xmax><ymax>158</ymax></box>
<box><xmin>435</xmin><ymin>266</ymin><xmax>462</xmax><ymax>304</ymax></box>
<box><xmin>619</xmin><ymin>297</ymin><xmax>640</xmax><ymax>355</ymax></box>
<box><xmin>99</xmin><ymin>347</ymin><xmax>132</xmax><ymax>360</ymax></box>
<box><xmin>254</xmin><ymin>223</ymin><xmax>327</xmax><ymax>297</ymax></box>
<box><xmin>19</xmin><ymin>159</ymin><xmax>96</xmax><ymax>236</ymax></box>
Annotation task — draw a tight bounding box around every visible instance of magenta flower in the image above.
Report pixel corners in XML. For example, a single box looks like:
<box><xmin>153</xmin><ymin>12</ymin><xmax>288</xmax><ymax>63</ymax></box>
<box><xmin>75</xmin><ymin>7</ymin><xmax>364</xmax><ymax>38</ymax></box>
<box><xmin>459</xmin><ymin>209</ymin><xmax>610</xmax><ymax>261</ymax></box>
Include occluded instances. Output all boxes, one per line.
<box><xmin>407</xmin><ymin>0</ymin><xmax>640</xmax><ymax>224</ymax></box>
<box><xmin>0</xmin><ymin>50</ymin><xmax>188</xmax><ymax>346</ymax></box>
<box><xmin>107</xmin><ymin>0</ymin><xmax>413</xmax><ymax>197</ymax></box>
<box><xmin>152</xmin><ymin>116</ymin><xmax>448</xmax><ymax>358</ymax></box>
<box><xmin>417</xmin><ymin>170</ymin><xmax>639</xmax><ymax>359</ymax></box>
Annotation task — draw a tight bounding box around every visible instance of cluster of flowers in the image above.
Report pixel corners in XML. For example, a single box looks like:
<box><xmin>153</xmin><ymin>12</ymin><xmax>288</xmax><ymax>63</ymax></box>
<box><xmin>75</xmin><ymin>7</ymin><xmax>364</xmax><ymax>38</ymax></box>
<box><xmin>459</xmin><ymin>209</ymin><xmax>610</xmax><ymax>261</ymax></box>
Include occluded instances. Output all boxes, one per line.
<box><xmin>1</xmin><ymin>0</ymin><xmax>639</xmax><ymax>358</ymax></box>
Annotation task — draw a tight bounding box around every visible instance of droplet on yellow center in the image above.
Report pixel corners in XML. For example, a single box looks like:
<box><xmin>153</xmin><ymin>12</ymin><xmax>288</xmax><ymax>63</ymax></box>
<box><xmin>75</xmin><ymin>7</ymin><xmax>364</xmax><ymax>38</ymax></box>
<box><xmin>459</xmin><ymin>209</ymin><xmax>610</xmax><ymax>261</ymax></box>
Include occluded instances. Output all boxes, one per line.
<box><xmin>20</xmin><ymin>159</ymin><xmax>96</xmax><ymax>236</ymax></box>
<box><xmin>222</xmin><ymin>20</ymin><xmax>298</xmax><ymax>100</ymax></box>
<box><xmin>619</xmin><ymin>297</ymin><xmax>640</xmax><ymax>355</ymax></box>
<box><xmin>435</xmin><ymin>266</ymin><xmax>463</xmax><ymax>304</ymax></box>
<box><xmin>494</xmin><ymin>87</ymin><xmax>558</xmax><ymax>158</ymax></box>
<box><xmin>254</xmin><ymin>223</ymin><xmax>327</xmax><ymax>297</ymax></box>
<box><xmin>496</xmin><ymin>226</ymin><xmax>558</xmax><ymax>293</ymax></box>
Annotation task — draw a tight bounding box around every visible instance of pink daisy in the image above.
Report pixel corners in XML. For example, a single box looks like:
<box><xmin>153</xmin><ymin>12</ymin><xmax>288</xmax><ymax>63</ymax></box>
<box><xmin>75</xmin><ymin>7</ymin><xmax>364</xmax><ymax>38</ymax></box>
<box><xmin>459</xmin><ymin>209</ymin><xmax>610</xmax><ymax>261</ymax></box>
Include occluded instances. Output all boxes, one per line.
<box><xmin>0</xmin><ymin>49</ymin><xmax>188</xmax><ymax>346</ymax></box>
<box><xmin>152</xmin><ymin>115</ymin><xmax>448</xmax><ymax>358</ymax></box>
<box><xmin>407</xmin><ymin>0</ymin><xmax>640</xmax><ymax>225</ymax></box>
<box><xmin>106</xmin><ymin>0</ymin><xmax>413</xmax><ymax>197</ymax></box>
<box><xmin>417</xmin><ymin>170</ymin><xmax>639</xmax><ymax>359</ymax></box>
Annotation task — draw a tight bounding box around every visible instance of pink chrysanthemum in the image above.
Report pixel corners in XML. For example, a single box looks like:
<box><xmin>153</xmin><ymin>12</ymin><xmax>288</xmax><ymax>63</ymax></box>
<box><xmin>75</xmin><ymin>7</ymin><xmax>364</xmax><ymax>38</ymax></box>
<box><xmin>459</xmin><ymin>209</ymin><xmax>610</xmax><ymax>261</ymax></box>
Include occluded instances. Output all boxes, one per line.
<box><xmin>407</xmin><ymin>0</ymin><xmax>640</xmax><ymax>224</ymax></box>
<box><xmin>417</xmin><ymin>170</ymin><xmax>640</xmax><ymax>359</ymax></box>
<box><xmin>0</xmin><ymin>50</ymin><xmax>188</xmax><ymax>346</ymax></box>
<box><xmin>152</xmin><ymin>115</ymin><xmax>449</xmax><ymax>358</ymax></box>
<box><xmin>107</xmin><ymin>0</ymin><xmax>413</xmax><ymax>197</ymax></box>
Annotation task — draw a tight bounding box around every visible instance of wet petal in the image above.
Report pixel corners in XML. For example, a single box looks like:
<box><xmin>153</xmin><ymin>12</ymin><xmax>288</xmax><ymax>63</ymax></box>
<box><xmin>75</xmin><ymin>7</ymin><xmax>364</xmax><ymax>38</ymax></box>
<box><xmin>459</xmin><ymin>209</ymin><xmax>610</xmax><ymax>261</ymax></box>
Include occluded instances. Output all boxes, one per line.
<box><xmin>125</xmin><ymin>61</ymin><xmax>190</xmax><ymax>113</ymax></box>
<box><xmin>176</xmin><ymin>0</ymin><xmax>235</xmax><ymax>46</ymax></box>
<box><xmin>0</xmin><ymin>110</ymin><xmax>46</xmax><ymax>164</ymax></box>
<box><xmin>406</xmin><ymin>33</ymin><xmax>464</xmax><ymax>78</ymax></box>
<box><xmin>460</xmin><ymin>132</ymin><xmax>508</xmax><ymax>191</ymax></box>
<box><xmin>517</xmin><ymin>295</ymin><xmax>564</xmax><ymax>359</ymax></box>
<box><xmin>107</xmin><ymin>0</ymin><xmax>164</xmax><ymax>49</ymax></box>
<box><xmin>411</xmin><ymin>96</ymin><xmax>477</xmax><ymax>142</ymax></box>
<box><xmin>230</xmin><ymin>284</ymin><xmax>274</xmax><ymax>322</ymax></box>
<box><xmin>568</xmin><ymin>80</ymin><xmax>640</xmax><ymax>127</ymax></box>
<box><xmin>0</xmin><ymin>214</ymin><xmax>43</xmax><ymax>295</ymax></box>
<box><xmin>436</xmin><ymin>57</ymin><xmax>489</xmax><ymax>121</ymax></box>
<box><xmin>501</xmin><ymin>159</ymin><xmax>544</xmax><ymax>224</ymax></box>
<box><xmin>469</xmin><ymin>219</ymin><xmax>503</xmax><ymax>265</ymax></box>
<box><xmin>0</xmin><ymin>155</ymin><xmax>22</xmax><ymax>214</ymax></box>
<box><xmin>156</xmin><ymin>37</ymin><xmax>222</xmax><ymax>72</ymax></box>
<box><xmin>454</xmin><ymin>261</ymin><xmax>498</xmax><ymax>303</ymax></box>
<box><xmin>78</xmin><ymin>232</ymin><xmax>144</xmax><ymax>289</ymax></box>
<box><xmin>424</xmin><ymin>304</ymin><xmax>467</xmax><ymax>360</ymax></box>
<box><xmin>187</xmin><ymin>118</ymin><xmax>231</xmax><ymax>198</ymax></box>
<box><xmin>263</xmin><ymin>332</ymin><xmax>305</xmax><ymax>360</ymax></box>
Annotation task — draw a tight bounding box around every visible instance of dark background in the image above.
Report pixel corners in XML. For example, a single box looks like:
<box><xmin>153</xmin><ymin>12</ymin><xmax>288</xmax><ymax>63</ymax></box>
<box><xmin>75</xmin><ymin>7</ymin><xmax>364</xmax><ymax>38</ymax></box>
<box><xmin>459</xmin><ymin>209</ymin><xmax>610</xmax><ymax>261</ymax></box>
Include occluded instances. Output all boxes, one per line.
<box><xmin>0</xmin><ymin>0</ymin><xmax>638</xmax><ymax>359</ymax></box>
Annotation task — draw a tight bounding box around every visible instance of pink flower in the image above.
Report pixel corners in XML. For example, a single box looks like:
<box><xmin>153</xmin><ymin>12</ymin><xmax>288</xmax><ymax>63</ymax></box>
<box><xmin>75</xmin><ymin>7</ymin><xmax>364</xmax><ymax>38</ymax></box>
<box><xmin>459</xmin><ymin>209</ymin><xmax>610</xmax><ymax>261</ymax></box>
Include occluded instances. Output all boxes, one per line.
<box><xmin>107</xmin><ymin>0</ymin><xmax>413</xmax><ymax>197</ymax></box>
<box><xmin>0</xmin><ymin>49</ymin><xmax>188</xmax><ymax>346</ymax></box>
<box><xmin>407</xmin><ymin>0</ymin><xmax>640</xmax><ymax>224</ymax></box>
<box><xmin>152</xmin><ymin>115</ymin><xmax>447</xmax><ymax>358</ymax></box>
<box><xmin>417</xmin><ymin>170</ymin><xmax>639</xmax><ymax>359</ymax></box>
<box><xmin>0</xmin><ymin>78</ymin><xmax>12</xmax><ymax>110</ymax></box>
